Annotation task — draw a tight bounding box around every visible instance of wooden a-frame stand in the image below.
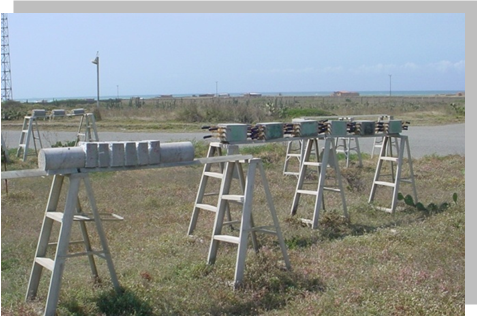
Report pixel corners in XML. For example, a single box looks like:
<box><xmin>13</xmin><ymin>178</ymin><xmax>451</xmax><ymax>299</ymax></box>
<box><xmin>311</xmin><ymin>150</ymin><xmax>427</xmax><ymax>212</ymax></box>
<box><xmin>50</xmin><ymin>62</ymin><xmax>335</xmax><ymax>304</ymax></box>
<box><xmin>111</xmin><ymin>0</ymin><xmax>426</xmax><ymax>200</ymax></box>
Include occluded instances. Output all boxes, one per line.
<box><xmin>26</xmin><ymin>173</ymin><xmax>121</xmax><ymax>316</ymax></box>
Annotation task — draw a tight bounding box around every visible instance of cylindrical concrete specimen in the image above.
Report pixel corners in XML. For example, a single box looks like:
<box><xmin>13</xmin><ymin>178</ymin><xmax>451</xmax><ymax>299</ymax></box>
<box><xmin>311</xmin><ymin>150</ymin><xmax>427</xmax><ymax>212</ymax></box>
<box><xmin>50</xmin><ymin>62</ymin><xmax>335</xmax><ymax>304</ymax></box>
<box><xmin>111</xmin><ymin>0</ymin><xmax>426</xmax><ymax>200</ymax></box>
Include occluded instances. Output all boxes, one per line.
<box><xmin>148</xmin><ymin>140</ymin><xmax>161</xmax><ymax>164</ymax></box>
<box><xmin>136</xmin><ymin>141</ymin><xmax>149</xmax><ymax>165</ymax></box>
<box><xmin>160</xmin><ymin>142</ymin><xmax>195</xmax><ymax>163</ymax></box>
<box><xmin>38</xmin><ymin>147</ymin><xmax>85</xmax><ymax>171</ymax></box>
<box><xmin>109</xmin><ymin>142</ymin><xmax>125</xmax><ymax>167</ymax></box>
<box><xmin>38</xmin><ymin>141</ymin><xmax>195</xmax><ymax>171</ymax></box>
<box><xmin>124</xmin><ymin>142</ymin><xmax>138</xmax><ymax>166</ymax></box>
<box><xmin>82</xmin><ymin>142</ymin><xmax>98</xmax><ymax>168</ymax></box>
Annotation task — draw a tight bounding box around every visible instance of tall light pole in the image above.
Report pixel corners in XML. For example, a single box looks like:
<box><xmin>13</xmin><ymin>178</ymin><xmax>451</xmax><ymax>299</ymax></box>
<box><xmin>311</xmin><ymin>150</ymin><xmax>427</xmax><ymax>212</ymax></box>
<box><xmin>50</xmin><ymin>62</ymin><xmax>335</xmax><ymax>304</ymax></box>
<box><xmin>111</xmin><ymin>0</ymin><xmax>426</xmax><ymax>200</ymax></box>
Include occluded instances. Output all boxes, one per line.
<box><xmin>215</xmin><ymin>81</ymin><xmax>218</xmax><ymax>97</ymax></box>
<box><xmin>389</xmin><ymin>74</ymin><xmax>392</xmax><ymax>97</ymax></box>
<box><xmin>92</xmin><ymin>52</ymin><xmax>99</xmax><ymax>107</ymax></box>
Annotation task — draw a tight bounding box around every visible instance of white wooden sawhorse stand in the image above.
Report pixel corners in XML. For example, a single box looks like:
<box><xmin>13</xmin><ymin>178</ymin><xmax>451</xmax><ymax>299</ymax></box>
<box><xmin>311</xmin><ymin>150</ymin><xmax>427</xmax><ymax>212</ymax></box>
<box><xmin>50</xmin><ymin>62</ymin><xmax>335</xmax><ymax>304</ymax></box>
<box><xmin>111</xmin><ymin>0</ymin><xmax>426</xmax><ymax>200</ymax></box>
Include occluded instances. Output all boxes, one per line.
<box><xmin>371</xmin><ymin>115</ymin><xmax>397</xmax><ymax>158</ymax></box>
<box><xmin>335</xmin><ymin>136</ymin><xmax>363</xmax><ymax>168</ymax></box>
<box><xmin>290</xmin><ymin>137</ymin><xmax>348</xmax><ymax>229</ymax></box>
<box><xmin>368</xmin><ymin>135</ymin><xmax>417</xmax><ymax>213</ymax></box>
<box><xmin>16</xmin><ymin>115</ymin><xmax>43</xmax><ymax>161</ymax></box>
<box><xmin>371</xmin><ymin>136</ymin><xmax>398</xmax><ymax>159</ymax></box>
<box><xmin>76</xmin><ymin>113</ymin><xmax>99</xmax><ymax>145</ymax></box>
<box><xmin>207</xmin><ymin>158</ymin><xmax>291</xmax><ymax>287</ymax></box>
<box><xmin>188</xmin><ymin>142</ymin><xmax>243</xmax><ymax>235</ymax></box>
<box><xmin>282</xmin><ymin>139</ymin><xmax>304</xmax><ymax>177</ymax></box>
<box><xmin>26</xmin><ymin>173</ymin><xmax>121</xmax><ymax>316</ymax></box>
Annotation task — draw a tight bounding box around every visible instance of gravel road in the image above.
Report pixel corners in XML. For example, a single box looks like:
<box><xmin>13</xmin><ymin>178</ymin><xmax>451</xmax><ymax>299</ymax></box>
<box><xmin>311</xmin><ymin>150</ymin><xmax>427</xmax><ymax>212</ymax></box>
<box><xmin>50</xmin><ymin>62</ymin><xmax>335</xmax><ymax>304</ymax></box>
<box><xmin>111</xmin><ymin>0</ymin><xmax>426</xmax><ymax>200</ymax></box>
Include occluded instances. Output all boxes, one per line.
<box><xmin>1</xmin><ymin>123</ymin><xmax>465</xmax><ymax>158</ymax></box>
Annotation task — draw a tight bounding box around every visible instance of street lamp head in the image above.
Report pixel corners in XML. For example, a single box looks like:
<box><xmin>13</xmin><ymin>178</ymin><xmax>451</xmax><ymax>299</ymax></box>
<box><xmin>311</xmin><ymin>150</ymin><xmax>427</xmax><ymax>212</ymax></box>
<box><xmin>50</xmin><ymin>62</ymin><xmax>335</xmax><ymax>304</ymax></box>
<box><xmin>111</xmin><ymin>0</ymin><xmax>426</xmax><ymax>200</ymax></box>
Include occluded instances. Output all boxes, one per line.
<box><xmin>92</xmin><ymin>57</ymin><xmax>99</xmax><ymax>65</ymax></box>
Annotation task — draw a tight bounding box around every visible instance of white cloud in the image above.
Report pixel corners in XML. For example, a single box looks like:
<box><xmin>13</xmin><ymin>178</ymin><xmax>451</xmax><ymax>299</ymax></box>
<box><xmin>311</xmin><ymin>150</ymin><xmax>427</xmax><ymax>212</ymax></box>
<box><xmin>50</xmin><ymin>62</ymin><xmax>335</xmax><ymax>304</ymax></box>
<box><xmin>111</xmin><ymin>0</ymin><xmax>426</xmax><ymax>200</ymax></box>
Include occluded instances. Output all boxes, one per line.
<box><xmin>428</xmin><ymin>60</ymin><xmax>465</xmax><ymax>72</ymax></box>
<box><xmin>403</xmin><ymin>62</ymin><xmax>419</xmax><ymax>70</ymax></box>
<box><xmin>350</xmin><ymin>63</ymin><xmax>397</xmax><ymax>74</ymax></box>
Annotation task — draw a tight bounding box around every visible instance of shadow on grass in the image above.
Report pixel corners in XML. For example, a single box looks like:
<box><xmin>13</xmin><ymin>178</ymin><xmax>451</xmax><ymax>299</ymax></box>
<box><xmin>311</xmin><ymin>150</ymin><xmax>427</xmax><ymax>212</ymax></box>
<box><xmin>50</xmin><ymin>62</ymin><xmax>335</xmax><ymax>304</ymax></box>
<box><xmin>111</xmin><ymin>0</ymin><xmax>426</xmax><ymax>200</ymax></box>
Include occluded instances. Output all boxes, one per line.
<box><xmin>95</xmin><ymin>287</ymin><xmax>154</xmax><ymax>316</ymax></box>
<box><xmin>207</xmin><ymin>270</ymin><xmax>326</xmax><ymax>316</ymax></box>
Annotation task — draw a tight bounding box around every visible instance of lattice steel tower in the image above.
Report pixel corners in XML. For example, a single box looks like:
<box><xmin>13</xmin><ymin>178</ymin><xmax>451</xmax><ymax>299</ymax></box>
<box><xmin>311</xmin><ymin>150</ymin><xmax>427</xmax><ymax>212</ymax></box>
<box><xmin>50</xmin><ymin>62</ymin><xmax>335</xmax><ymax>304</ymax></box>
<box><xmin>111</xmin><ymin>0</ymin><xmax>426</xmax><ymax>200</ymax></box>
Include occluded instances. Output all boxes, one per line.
<box><xmin>2</xmin><ymin>13</ymin><xmax>13</xmax><ymax>101</ymax></box>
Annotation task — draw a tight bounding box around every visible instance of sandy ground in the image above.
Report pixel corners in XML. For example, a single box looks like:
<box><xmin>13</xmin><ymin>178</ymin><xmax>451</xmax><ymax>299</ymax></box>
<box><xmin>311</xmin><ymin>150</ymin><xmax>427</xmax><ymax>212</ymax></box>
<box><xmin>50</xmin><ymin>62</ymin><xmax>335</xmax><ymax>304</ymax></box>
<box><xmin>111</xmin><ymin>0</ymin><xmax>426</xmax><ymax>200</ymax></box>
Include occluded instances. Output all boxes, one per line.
<box><xmin>1</xmin><ymin>123</ymin><xmax>465</xmax><ymax>159</ymax></box>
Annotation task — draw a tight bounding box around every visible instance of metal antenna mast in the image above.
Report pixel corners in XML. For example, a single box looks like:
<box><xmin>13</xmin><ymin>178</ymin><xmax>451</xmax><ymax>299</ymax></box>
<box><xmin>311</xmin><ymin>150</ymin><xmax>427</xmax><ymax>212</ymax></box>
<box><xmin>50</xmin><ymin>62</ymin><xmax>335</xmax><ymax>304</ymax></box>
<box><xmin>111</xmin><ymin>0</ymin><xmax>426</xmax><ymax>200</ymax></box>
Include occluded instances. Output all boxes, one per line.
<box><xmin>2</xmin><ymin>13</ymin><xmax>13</xmax><ymax>101</ymax></box>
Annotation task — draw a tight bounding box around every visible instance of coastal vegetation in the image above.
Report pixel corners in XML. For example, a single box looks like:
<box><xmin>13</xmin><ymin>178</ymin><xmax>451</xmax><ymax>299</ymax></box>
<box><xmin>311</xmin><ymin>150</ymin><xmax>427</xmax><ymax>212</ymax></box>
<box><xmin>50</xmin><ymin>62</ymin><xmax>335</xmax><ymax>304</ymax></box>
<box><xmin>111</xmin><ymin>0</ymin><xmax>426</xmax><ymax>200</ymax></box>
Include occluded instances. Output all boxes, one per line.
<box><xmin>1</xmin><ymin>94</ymin><xmax>465</xmax><ymax>131</ymax></box>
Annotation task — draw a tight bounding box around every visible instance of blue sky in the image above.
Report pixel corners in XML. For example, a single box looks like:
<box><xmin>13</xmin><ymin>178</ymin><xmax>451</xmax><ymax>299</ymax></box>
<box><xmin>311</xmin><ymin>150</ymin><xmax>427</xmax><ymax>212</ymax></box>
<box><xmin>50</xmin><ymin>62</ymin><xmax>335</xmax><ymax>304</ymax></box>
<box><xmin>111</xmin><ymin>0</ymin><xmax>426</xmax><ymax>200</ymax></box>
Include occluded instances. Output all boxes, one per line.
<box><xmin>5</xmin><ymin>13</ymin><xmax>465</xmax><ymax>100</ymax></box>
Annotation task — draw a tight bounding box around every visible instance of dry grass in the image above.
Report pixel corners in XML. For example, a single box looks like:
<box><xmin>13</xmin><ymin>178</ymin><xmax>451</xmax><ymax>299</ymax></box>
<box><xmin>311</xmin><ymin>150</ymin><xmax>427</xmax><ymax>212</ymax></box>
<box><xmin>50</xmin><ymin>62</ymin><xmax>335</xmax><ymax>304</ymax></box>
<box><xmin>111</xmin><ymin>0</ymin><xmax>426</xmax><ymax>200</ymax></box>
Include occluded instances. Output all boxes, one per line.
<box><xmin>1</xmin><ymin>138</ymin><xmax>465</xmax><ymax>315</ymax></box>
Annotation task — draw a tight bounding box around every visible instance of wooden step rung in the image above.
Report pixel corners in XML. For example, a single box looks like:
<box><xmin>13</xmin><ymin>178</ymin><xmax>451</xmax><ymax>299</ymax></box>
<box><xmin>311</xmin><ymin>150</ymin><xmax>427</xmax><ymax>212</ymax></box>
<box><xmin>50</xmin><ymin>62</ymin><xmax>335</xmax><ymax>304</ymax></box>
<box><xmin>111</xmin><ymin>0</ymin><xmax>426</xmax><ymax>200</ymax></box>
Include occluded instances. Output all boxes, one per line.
<box><xmin>195</xmin><ymin>203</ymin><xmax>218</xmax><ymax>212</ymax></box>
<box><xmin>296</xmin><ymin>189</ymin><xmax>318</xmax><ymax>196</ymax></box>
<box><xmin>374</xmin><ymin>206</ymin><xmax>393</xmax><ymax>213</ymax></box>
<box><xmin>213</xmin><ymin>235</ymin><xmax>240</xmax><ymax>244</ymax></box>
<box><xmin>46</xmin><ymin>212</ymin><xmax>65</xmax><ymax>222</ymax></box>
<box><xmin>374</xmin><ymin>181</ymin><xmax>396</xmax><ymax>187</ymax></box>
<box><xmin>203</xmin><ymin>171</ymin><xmax>224</xmax><ymax>179</ymax></box>
<box><xmin>221</xmin><ymin>195</ymin><xmax>244</xmax><ymax>203</ymax></box>
<box><xmin>323</xmin><ymin>187</ymin><xmax>341</xmax><ymax>192</ymax></box>
<box><xmin>283</xmin><ymin>172</ymin><xmax>299</xmax><ymax>176</ymax></box>
<box><xmin>303</xmin><ymin>161</ymin><xmax>322</xmax><ymax>167</ymax></box>
<box><xmin>74</xmin><ymin>214</ymin><xmax>93</xmax><ymax>221</ymax></box>
<box><xmin>35</xmin><ymin>257</ymin><xmax>55</xmax><ymax>271</ymax></box>
<box><xmin>379</xmin><ymin>157</ymin><xmax>399</xmax><ymax>162</ymax></box>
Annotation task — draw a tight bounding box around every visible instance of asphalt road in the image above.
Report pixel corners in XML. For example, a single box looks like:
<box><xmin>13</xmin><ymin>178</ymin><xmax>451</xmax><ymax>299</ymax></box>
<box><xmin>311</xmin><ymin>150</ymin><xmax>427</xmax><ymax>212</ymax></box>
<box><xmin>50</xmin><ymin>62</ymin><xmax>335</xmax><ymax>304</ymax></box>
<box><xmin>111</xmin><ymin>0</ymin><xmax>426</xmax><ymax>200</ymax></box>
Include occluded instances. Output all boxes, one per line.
<box><xmin>1</xmin><ymin>123</ymin><xmax>465</xmax><ymax>159</ymax></box>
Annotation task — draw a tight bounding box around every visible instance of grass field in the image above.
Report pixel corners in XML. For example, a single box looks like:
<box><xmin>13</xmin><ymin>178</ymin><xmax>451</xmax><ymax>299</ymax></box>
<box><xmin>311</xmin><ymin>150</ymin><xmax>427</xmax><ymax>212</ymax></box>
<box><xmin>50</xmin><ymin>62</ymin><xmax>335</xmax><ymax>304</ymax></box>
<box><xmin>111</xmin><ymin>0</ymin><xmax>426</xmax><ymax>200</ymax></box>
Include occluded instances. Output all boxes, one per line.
<box><xmin>1</xmin><ymin>97</ymin><xmax>465</xmax><ymax>315</ymax></box>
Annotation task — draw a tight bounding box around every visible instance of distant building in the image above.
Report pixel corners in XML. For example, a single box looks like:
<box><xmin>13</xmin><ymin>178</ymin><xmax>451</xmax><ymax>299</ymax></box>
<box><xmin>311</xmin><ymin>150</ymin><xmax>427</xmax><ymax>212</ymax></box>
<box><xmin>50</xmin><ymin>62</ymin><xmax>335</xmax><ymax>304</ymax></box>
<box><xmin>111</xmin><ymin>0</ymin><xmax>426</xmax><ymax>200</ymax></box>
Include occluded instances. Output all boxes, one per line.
<box><xmin>244</xmin><ymin>92</ymin><xmax>262</xmax><ymax>97</ymax></box>
<box><xmin>332</xmin><ymin>91</ymin><xmax>359</xmax><ymax>97</ymax></box>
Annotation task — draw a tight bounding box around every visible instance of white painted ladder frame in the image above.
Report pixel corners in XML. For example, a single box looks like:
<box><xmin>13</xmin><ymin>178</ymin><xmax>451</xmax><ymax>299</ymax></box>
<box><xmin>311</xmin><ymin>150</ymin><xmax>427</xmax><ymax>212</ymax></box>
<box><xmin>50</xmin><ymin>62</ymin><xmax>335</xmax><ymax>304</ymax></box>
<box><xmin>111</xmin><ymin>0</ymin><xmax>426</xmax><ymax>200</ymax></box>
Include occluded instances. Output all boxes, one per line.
<box><xmin>16</xmin><ymin>115</ymin><xmax>43</xmax><ymax>161</ymax></box>
<box><xmin>26</xmin><ymin>173</ymin><xmax>120</xmax><ymax>316</ymax></box>
<box><xmin>283</xmin><ymin>139</ymin><xmax>304</xmax><ymax>176</ymax></box>
<box><xmin>335</xmin><ymin>136</ymin><xmax>363</xmax><ymax>168</ymax></box>
<box><xmin>371</xmin><ymin>136</ymin><xmax>399</xmax><ymax>159</ymax></box>
<box><xmin>208</xmin><ymin>158</ymin><xmax>291</xmax><ymax>287</ymax></box>
<box><xmin>188</xmin><ymin>142</ymin><xmax>241</xmax><ymax>235</ymax></box>
<box><xmin>290</xmin><ymin>137</ymin><xmax>348</xmax><ymax>229</ymax></box>
<box><xmin>76</xmin><ymin>113</ymin><xmax>99</xmax><ymax>145</ymax></box>
<box><xmin>368</xmin><ymin>135</ymin><xmax>417</xmax><ymax>213</ymax></box>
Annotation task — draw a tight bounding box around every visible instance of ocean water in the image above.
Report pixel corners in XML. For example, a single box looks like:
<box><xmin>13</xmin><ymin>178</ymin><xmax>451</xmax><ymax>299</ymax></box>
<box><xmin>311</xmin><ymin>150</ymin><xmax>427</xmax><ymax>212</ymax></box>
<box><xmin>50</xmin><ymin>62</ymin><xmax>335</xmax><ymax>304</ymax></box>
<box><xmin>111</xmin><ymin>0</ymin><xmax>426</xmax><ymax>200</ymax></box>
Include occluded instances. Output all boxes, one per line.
<box><xmin>112</xmin><ymin>90</ymin><xmax>463</xmax><ymax>99</ymax></box>
<box><xmin>15</xmin><ymin>90</ymin><xmax>463</xmax><ymax>103</ymax></box>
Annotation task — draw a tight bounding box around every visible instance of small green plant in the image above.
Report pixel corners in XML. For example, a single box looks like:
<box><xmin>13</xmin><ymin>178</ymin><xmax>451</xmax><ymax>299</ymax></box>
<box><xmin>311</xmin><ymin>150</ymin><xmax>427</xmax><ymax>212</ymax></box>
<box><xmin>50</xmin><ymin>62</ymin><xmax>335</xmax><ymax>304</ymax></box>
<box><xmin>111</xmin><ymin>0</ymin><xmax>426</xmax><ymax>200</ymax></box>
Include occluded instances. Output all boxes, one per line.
<box><xmin>397</xmin><ymin>192</ymin><xmax>458</xmax><ymax>214</ymax></box>
<box><xmin>51</xmin><ymin>140</ymin><xmax>77</xmax><ymax>148</ymax></box>
<box><xmin>450</xmin><ymin>103</ymin><xmax>465</xmax><ymax>116</ymax></box>
<box><xmin>264</xmin><ymin>100</ymin><xmax>288</xmax><ymax>119</ymax></box>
